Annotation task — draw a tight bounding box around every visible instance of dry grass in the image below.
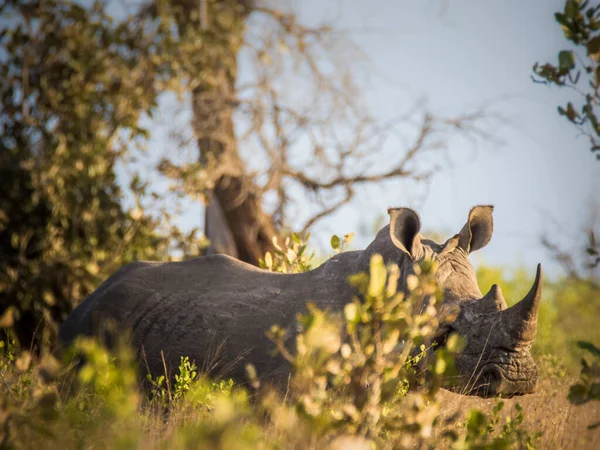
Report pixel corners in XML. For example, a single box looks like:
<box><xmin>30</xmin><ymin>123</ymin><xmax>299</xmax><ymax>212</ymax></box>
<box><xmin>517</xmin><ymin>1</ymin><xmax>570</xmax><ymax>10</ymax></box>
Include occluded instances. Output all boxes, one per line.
<box><xmin>3</xmin><ymin>352</ymin><xmax>598</xmax><ymax>449</ymax></box>
<box><xmin>437</xmin><ymin>375</ymin><xmax>600</xmax><ymax>449</ymax></box>
<box><xmin>133</xmin><ymin>376</ymin><xmax>600</xmax><ymax>449</ymax></box>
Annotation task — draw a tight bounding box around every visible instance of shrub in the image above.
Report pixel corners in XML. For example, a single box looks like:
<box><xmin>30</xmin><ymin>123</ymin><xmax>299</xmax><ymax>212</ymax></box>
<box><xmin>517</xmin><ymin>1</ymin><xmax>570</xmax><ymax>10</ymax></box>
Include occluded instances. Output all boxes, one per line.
<box><xmin>0</xmin><ymin>238</ymin><xmax>544</xmax><ymax>448</ymax></box>
<box><xmin>568</xmin><ymin>340</ymin><xmax>600</xmax><ymax>430</ymax></box>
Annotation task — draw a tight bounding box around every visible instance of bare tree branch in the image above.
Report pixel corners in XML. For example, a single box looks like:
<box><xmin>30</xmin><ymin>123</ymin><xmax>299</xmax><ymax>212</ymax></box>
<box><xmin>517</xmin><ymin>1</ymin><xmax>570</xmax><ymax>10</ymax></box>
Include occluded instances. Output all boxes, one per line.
<box><xmin>301</xmin><ymin>186</ymin><xmax>354</xmax><ymax>234</ymax></box>
<box><xmin>541</xmin><ymin>203</ymin><xmax>600</xmax><ymax>289</ymax></box>
<box><xmin>149</xmin><ymin>0</ymin><xmax>502</xmax><ymax>261</ymax></box>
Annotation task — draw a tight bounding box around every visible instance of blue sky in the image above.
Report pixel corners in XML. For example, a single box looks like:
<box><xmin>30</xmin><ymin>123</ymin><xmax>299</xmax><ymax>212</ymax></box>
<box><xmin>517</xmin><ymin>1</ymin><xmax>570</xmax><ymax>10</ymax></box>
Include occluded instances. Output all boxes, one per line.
<box><xmin>141</xmin><ymin>0</ymin><xmax>598</xmax><ymax>278</ymax></box>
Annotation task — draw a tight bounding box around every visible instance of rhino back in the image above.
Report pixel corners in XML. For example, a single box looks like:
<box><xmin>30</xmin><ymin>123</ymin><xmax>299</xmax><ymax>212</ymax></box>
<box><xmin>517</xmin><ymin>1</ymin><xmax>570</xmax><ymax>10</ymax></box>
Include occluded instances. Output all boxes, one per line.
<box><xmin>59</xmin><ymin>254</ymin><xmax>358</xmax><ymax>385</ymax></box>
<box><xmin>58</xmin><ymin>260</ymin><xmax>158</xmax><ymax>345</ymax></box>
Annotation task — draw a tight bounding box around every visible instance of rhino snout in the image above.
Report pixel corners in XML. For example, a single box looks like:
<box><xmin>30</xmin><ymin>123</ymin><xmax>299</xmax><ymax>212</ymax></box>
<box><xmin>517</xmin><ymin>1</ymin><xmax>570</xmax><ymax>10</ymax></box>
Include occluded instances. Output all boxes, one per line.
<box><xmin>472</xmin><ymin>363</ymin><xmax>539</xmax><ymax>398</ymax></box>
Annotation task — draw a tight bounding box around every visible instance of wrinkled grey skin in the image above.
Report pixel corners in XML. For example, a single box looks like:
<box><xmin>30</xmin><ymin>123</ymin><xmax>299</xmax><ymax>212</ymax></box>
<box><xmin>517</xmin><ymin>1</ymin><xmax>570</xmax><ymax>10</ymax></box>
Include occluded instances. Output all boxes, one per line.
<box><xmin>59</xmin><ymin>205</ymin><xmax>541</xmax><ymax>397</ymax></box>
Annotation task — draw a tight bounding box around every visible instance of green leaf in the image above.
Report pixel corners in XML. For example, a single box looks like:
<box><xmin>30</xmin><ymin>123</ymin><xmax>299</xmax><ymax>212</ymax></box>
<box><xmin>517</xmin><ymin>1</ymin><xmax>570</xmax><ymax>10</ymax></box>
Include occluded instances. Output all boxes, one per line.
<box><xmin>446</xmin><ymin>333</ymin><xmax>466</xmax><ymax>353</ymax></box>
<box><xmin>344</xmin><ymin>303</ymin><xmax>359</xmax><ymax>324</ymax></box>
<box><xmin>330</xmin><ymin>235</ymin><xmax>340</xmax><ymax>250</ymax></box>
<box><xmin>564</xmin><ymin>0</ymin><xmax>580</xmax><ymax>20</ymax></box>
<box><xmin>558</xmin><ymin>50</ymin><xmax>575</xmax><ymax>71</ymax></box>
<box><xmin>515</xmin><ymin>403</ymin><xmax>522</xmax><ymax>413</ymax></box>
<box><xmin>466</xmin><ymin>409</ymin><xmax>488</xmax><ymax>437</ymax></box>
<box><xmin>587</xmin><ymin>36</ymin><xmax>600</xmax><ymax>61</ymax></box>
<box><xmin>434</xmin><ymin>357</ymin><xmax>447</xmax><ymax>374</ymax></box>
<box><xmin>368</xmin><ymin>254</ymin><xmax>387</xmax><ymax>297</ymax></box>
<box><xmin>568</xmin><ymin>383</ymin><xmax>588</xmax><ymax>404</ymax></box>
<box><xmin>0</xmin><ymin>306</ymin><xmax>15</xmax><ymax>328</ymax></box>
<box><xmin>588</xmin><ymin>421</ymin><xmax>600</xmax><ymax>430</ymax></box>
<box><xmin>492</xmin><ymin>400</ymin><xmax>505</xmax><ymax>415</ymax></box>
<box><xmin>264</xmin><ymin>251</ymin><xmax>273</xmax><ymax>269</ymax></box>
<box><xmin>576</xmin><ymin>340</ymin><xmax>600</xmax><ymax>357</ymax></box>
<box><xmin>348</xmin><ymin>272</ymin><xmax>369</xmax><ymax>293</ymax></box>
<box><xmin>297</xmin><ymin>245</ymin><xmax>306</xmax><ymax>258</ymax></box>
<box><xmin>554</xmin><ymin>12</ymin><xmax>568</xmax><ymax>27</ymax></box>
<box><xmin>558</xmin><ymin>102</ymin><xmax>578</xmax><ymax>121</ymax></box>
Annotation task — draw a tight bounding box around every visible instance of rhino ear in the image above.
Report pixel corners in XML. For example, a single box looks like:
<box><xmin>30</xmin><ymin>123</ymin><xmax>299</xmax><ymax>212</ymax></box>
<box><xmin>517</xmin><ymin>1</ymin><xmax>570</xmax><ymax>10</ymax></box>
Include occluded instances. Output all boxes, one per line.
<box><xmin>388</xmin><ymin>208</ymin><xmax>423</xmax><ymax>259</ymax></box>
<box><xmin>458</xmin><ymin>205</ymin><xmax>494</xmax><ymax>254</ymax></box>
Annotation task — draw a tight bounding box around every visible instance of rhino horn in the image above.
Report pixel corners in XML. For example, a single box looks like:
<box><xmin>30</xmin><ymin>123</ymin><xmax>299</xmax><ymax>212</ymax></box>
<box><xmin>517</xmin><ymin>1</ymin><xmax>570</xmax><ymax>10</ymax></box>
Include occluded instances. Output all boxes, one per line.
<box><xmin>466</xmin><ymin>284</ymin><xmax>508</xmax><ymax>315</ymax></box>
<box><xmin>502</xmin><ymin>264</ymin><xmax>543</xmax><ymax>342</ymax></box>
<box><xmin>480</xmin><ymin>284</ymin><xmax>508</xmax><ymax>312</ymax></box>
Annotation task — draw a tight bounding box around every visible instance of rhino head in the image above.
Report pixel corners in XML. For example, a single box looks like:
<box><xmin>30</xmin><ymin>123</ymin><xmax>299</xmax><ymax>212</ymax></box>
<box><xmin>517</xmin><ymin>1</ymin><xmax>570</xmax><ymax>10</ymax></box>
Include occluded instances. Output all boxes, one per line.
<box><xmin>387</xmin><ymin>205</ymin><xmax>540</xmax><ymax>397</ymax></box>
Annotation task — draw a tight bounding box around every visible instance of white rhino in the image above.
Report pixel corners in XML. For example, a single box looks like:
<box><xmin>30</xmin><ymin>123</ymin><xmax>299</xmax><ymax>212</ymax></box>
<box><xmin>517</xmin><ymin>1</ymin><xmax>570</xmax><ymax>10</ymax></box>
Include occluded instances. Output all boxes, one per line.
<box><xmin>59</xmin><ymin>205</ymin><xmax>541</xmax><ymax>397</ymax></box>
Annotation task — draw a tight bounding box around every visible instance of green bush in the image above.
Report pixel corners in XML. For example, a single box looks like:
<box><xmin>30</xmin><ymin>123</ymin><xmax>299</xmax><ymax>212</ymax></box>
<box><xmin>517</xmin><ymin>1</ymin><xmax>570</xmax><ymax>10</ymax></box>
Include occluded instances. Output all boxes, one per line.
<box><xmin>0</xmin><ymin>240</ymin><xmax>547</xmax><ymax>449</ymax></box>
<box><xmin>0</xmin><ymin>0</ymin><xmax>207</xmax><ymax>352</ymax></box>
<box><xmin>568</xmin><ymin>340</ymin><xmax>600</xmax><ymax>430</ymax></box>
<box><xmin>454</xmin><ymin>401</ymin><xmax>541</xmax><ymax>450</ymax></box>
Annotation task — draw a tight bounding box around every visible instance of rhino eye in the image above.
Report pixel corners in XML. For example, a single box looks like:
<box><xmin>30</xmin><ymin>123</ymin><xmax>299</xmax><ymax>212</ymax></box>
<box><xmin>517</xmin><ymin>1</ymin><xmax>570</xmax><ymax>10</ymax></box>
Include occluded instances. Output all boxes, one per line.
<box><xmin>496</xmin><ymin>346</ymin><xmax>514</xmax><ymax>354</ymax></box>
<box><xmin>433</xmin><ymin>326</ymin><xmax>455</xmax><ymax>348</ymax></box>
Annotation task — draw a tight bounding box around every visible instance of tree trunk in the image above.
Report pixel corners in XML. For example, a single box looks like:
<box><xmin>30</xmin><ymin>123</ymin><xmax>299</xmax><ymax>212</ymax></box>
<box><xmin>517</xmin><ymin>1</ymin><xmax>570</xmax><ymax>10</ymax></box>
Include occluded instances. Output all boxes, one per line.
<box><xmin>191</xmin><ymin>0</ymin><xmax>278</xmax><ymax>265</ymax></box>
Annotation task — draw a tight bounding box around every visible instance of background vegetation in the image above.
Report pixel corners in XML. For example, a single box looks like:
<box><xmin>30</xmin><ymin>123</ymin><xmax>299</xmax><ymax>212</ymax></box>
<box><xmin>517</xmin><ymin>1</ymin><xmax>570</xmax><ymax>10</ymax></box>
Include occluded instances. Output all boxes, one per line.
<box><xmin>0</xmin><ymin>0</ymin><xmax>599</xmax><ymax>448</ymax></box>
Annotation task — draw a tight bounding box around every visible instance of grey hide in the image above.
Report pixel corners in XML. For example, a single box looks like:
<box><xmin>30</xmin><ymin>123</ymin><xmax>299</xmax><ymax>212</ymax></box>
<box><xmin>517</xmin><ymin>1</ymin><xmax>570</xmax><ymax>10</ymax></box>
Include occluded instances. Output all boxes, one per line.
<box><xmin>59</xmin><ymin>205</ymin><xmax>542</xmax><ymax>397</ymax></box>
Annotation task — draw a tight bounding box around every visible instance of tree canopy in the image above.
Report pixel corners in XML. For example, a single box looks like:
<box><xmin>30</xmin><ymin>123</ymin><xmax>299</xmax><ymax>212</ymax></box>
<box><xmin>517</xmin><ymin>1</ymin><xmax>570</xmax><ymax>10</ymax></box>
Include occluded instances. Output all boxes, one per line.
<box><xmin>0</xmin><ymin>0</ymin><xmax>205</xmax><ymax>348</ymax></box>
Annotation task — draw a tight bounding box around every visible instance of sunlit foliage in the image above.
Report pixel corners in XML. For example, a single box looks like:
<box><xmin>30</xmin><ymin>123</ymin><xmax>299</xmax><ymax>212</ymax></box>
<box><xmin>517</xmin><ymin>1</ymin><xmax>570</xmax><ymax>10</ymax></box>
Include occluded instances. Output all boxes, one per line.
<box><xmin>0</xmin><ymin>254</ymin><xmax>543</xmax><ymax>449</ymax></box>
<box><xmin>533</xmin><ymin>0</ymin><xmax>600</xmax><ymax>159</ymax></box>
<box><xmin>0</xmin><ymin>0</ymin><xmax>207</xmax><ymax>349</ymax></box>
